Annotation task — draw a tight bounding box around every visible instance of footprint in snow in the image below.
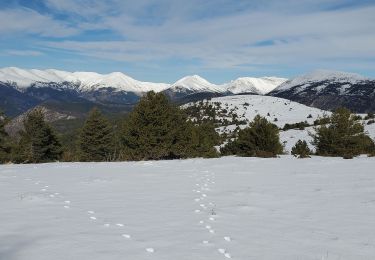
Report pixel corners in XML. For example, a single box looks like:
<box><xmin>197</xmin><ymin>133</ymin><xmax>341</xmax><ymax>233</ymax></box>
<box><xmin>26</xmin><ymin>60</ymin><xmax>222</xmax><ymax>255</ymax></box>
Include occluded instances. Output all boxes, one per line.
<box><xmin>224</xmin><ymin>236</ymin><xmax>231</xmax><ymax>242</ymax></box>
<box><xmin>146</xmin><ymin>248</ymin><xmax>154</xmax><ymax>253</ymax></box>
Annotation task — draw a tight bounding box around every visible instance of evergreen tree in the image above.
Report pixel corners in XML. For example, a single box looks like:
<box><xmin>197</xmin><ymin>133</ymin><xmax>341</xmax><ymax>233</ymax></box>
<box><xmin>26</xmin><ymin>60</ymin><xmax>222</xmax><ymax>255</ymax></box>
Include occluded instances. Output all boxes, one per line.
<box><xmin>120</xmin><ymin>91</ymin><xmax>192</xmax><ymax>160</ymax></box>
<box><xmin>189</xmin><ymin>122</ymin><xmax>220</xmax><ymax>158</ymax></box>
<box><xmin>291</xmin><ymin>140</ymin><xmax>311</xmax><ymax>158</ymax></box>
<box><xmin>14</xmin><ymin>108</ymin><xmax>62</xmax><ymax>163</ymax></box>
<box><xmin>221</xmin><ymin>115</ymin><xmax>283</xmax><ymax>157</ymax></box>
<box><xmin>312</xmin><ymin>107</ymin><xmax>374</xmax><ymax>158</ymax></box>
<box><xmin>78</xmin><ymin>108</ymin><xmax>116</xmax><ymax>161</ymax></box>
<box><xmin>0</xmin><ymin>111</ymin><xmax>11</xmax><ymax>163</ymax></box>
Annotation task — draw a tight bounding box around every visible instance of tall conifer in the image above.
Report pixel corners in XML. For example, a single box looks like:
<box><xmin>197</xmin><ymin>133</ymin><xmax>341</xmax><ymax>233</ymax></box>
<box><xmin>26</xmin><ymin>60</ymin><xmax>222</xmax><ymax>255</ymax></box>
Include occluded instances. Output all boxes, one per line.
<box><xmin>78</xmin><ymin>108</ymin><xmax>116</xmax><ymax>161</ymax></box>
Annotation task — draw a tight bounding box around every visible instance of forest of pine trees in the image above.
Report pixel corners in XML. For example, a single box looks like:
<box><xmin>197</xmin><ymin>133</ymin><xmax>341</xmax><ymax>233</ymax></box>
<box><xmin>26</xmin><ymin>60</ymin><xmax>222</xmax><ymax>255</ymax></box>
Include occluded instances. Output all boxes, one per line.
<box><xmin>0</xmin><ymin>93</ymin><xmax>374</xmax><ymax>164</ymax></box>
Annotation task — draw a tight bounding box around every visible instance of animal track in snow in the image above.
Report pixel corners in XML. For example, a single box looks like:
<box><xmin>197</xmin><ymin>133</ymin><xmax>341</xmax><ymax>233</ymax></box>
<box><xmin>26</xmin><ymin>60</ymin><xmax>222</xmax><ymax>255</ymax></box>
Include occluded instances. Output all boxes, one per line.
<box><xmin>218</xmin><ymin>248</ymin><xmax>226</xmax><ymax>254</ymax></box>
<box><xmin>146</xmin><ymin>248</ymin><xmax>154</xmax><ymax>253</ymax></box>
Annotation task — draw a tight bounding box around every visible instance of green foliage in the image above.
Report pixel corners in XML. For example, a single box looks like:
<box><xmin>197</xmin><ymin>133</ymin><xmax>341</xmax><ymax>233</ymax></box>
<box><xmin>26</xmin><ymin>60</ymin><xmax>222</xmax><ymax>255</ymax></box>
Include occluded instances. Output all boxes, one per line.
<box><xmin>283</xmin><ymin>121</ymin><xmax>310</xmax><ymax>131</ymax></box>
<box><xmin>13</xmin><ymin>108</ymin><xmax>62</xmax><ymax>163</ymax></box>
<box><xmin>364</xmin><ymin>112</ymin><xmax>375</xmax><ymax>120</ymax></box>
<box><xmin>78</xmin><ymin>108</ymin><xmax>116</xmax><ymax>162</ymax></box>
<box><xmin>120</xmin><ymin>92</ymin><xmax>193</xmax><ymax>160</ymax></box>
<box><xmin>291</xmin><ymin>140</ymin><xmax>311</xmax><ymax>158</ymax></box>
<box><xmin>312</xmin><ymin>108</ymin><xmax>374</xmax><ymax>158</ymax></box>
<box><xmin>314</xmin><ymin>116</ymin><xmax>330</xmax><ymax>126</ymax></box>
<box><xmin>0</xmin><ymin>111</ymin><xmax>11</xmax><ymax>163</ymax></box>
<box><xmin>221</xmin><ymin>115</ymin><xmax>283</xmax><ymax>157</ymax></box>
<box><xmin>189</xmin><ymin>122</ymin><xmax>220</xmax><ymax>158</ymax></box>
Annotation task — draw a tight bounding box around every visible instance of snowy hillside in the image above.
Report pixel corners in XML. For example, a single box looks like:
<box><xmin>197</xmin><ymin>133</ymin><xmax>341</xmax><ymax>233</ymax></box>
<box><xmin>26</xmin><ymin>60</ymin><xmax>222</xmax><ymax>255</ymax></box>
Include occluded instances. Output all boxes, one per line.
<box><xmin>0</xmin><ymin>67</ymin><xmax>170</xmax><ymax>93</ymax></box>
<box><xmin>274</xmin><ymin>69</ymin><xmax>368</xmax><ymax>93</ymax></box>
<box><xmin>170</xmin><ymin>75</ymin><xmax>226</xmax><ymax>93</ymax></box>
<box><xmin>1</xmin><ymin>156</ymin><xmax>375</xmax><ymax>260</ymax></box>
<box><xmin>224</xmin><ymin>77</ymin><xmax>287</xmax><ymax>95</ymax></box>
<box><xmin>184</xmin><ymin>94</ymin><xmax>375</xmax><ymax>153</ymax></box>
<box><xmin>269</xmin><ymin>70</ymin><xmax>375</xmax><ymax>113</ymax></box>
<box><xmin>0</xmin><ymin>67</ymin><xmax>286</xmax><ymax>95</ymax></box>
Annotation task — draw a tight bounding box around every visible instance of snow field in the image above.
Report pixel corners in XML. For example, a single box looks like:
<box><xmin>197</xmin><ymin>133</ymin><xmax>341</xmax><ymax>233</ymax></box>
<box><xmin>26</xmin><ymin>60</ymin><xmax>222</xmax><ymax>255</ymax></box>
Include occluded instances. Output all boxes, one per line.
<box><xmin>1</xmin><ymin>156</ymin><xmax>375</xmax><ymax>259</ymax></box>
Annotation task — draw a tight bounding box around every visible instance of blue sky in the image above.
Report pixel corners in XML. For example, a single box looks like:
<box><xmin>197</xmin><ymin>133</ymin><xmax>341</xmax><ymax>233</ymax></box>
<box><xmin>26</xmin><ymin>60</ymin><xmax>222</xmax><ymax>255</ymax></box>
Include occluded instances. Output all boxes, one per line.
<box><xmin>0</xmin><ymin>0</ymin><xmax>374</xmax><ymax>83</ymax></box>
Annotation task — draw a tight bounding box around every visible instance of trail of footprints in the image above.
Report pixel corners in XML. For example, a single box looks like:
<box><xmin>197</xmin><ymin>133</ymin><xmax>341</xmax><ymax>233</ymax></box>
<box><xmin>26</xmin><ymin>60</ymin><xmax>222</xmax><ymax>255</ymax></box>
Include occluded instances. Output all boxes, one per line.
<box><xmin>22</xmin><ymin>174</ymin><xmax>155</xmax><ymax>255</ymax></box>
<box><xmin>193</xmin><ymin>170</ymin><xmax>233</xmax><ymax>259</ymax></box>
<box><xmin>15</xmin><ymin>168</ymin><xmax>234</xmax><ymax>259</ymax></box>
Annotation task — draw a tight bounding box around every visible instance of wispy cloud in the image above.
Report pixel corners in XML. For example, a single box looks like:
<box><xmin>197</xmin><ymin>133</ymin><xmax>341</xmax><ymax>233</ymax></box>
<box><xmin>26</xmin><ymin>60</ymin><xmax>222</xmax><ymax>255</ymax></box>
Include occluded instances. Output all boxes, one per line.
<box><xmin>0</xmin><ymin>8</ymin><xmax>79</xmax><ymax>37</ymax></box>
<box><xmin>3</xmin><ymin>50</ymin><xmax>44</xmax><ymax>56</ymax></box>
<box><xmin>0</xmin><ymin>0</ymin><xmax>374</xmax><ymax>80</ymax></box>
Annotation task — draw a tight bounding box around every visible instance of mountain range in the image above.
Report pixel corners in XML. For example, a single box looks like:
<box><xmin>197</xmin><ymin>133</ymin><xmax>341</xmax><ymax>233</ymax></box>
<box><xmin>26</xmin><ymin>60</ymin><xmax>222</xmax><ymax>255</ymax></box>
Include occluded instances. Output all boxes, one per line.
<box><xmin>269</xmin><ymin>70</ymin><xmax>375</xmax><ymax>113</ymax></box>
<box><xmin>0</xmin><ymin>67</ymin><xmax>286</xmax><ymax>117</ymax></box>
<box><xmin>0</xmin><ymin>67</ymin><xmax>374</xmax><ymax>119</ymax></box>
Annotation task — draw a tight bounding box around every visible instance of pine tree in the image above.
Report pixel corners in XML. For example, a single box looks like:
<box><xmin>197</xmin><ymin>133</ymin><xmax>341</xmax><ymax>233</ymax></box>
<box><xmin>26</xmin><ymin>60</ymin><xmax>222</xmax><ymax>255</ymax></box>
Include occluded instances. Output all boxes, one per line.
<box><xmin>312</xmin><ymin>107</ymin><xmax>374</xmax><ymax>158</ymax></box>
<box><xmin>14</xmin><ymin>108</ymin><xmax>62</xmax><ymax>163</ymax></box>
<box><xmin>291</xmin><ymin>140</ymin><xmax>311</xmax><ymax>158</ymax></box>
<box><xmin>78</xmin><ymin>108</ymin><xmax>116</xmax><ymax>161</ymax></box>
<box><xmin>0</xmin><ymin>111</ymin><xmax>11</xmax><ymax>163</ymax></box>
<box><xmin>221</xmin><ymin>115</ymin><xmax>283</xmax><ymax>157</ymax></box>
<box><xmin>120</xmin><ymin>91</ymin><xmax>192</xmax><ymax>160</ymax></box>
<box><xmin>189</xmin><ymin>122</ymin><xmax>220</xmax><ymax>158</ymax></box>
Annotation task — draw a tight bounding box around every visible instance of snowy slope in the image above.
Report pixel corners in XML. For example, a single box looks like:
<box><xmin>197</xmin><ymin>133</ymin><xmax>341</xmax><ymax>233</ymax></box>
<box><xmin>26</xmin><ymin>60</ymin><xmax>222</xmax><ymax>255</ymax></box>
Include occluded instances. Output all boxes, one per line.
<box><xmin>185</xmin><ymin>94</ymin><xmax>375</xmax><ymax>153</ymax></box>
<box><xmin>0</xmin><ymin>67</ymin><xmax>287</xmax><ymax>95</ymax></box>
<box><xmin>224</xmin><ymin>77</ymin><xmax>287</xmax><ymax>95</ymax></box>
<box><xmin>274</xmin><ymin>69</ymin><xmax>369</xmax><ymax>93</ymax></box>
<box><xmin>0</xmin><ymin>67</ymin><xmax>170</xmax><ymax>93</ymax></box>
<box><xmin>170</xmin><ymin>75</ymin><xmax>226</xmax><ymax>93</ymax></box>
<box><xmin>1</xmin><ymin>157</ymin><xmax>375</xmax><ymax>260</ymax></box>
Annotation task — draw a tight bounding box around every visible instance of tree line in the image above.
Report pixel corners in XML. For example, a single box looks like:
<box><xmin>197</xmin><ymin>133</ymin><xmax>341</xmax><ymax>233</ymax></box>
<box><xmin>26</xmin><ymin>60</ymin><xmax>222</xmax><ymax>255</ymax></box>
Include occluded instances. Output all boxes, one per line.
<box><xmin>1</xmin><ymin>92</ymin><xmax>374</xmax><ymax>164</ymax></box>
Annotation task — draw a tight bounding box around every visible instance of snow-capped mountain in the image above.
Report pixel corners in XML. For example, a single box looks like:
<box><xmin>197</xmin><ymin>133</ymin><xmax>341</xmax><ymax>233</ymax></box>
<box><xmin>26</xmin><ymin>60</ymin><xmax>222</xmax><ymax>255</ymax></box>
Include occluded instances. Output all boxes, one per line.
<box><xmin>0</xmin><ymin>67</ymin><xmax>289</xmax><ymax>117</ymax></box>
<box><xmin>0</xmin><ymin>67</ymin><xmax>170</xmax><ymax>93</ymax></box>
<box><xmin>269</xmin><ymin>70</ymin><xmax>375</xmax><ymax>113</ymax></box>
<box><xmin>0</xmin><ymin>67</ymin><xmax>285</xmax><ymax>95</ymax></box>
<box><xmin>224</xmin><ymin>77</ymin><xmax>287</xmax><ymax>95</ymax></box>
<box><xmin>170</xmin><ymin>75</ymin><xmax>226</xmax><ymax>93</ymax></box>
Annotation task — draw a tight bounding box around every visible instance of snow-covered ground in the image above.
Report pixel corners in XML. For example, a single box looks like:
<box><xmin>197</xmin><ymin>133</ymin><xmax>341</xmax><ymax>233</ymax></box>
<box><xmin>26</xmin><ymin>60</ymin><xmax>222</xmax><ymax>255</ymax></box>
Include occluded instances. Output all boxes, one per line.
<box><xmin>1</xmin><ymin>156</ymin><xmax>375</xmax><ymax>260</ymax></box>
<box><xmin>187</xmin><ymin>95</ymin><xmax>375</xmax><ymax>153</ymax></box>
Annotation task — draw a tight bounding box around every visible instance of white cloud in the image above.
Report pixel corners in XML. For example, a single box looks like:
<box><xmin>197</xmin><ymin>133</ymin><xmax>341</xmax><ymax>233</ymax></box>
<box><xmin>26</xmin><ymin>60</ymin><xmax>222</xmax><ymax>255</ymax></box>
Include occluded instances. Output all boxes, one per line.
<box><xmin>0</xmin><ymin>8</ymin><xmax>79</xmax><ymax>37</ymax></box>
<box><xmin>3</xmin><ymin>50</ymin><xmax>44</xmax><ymax>57</ymax></box>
